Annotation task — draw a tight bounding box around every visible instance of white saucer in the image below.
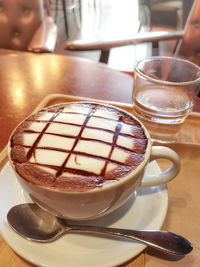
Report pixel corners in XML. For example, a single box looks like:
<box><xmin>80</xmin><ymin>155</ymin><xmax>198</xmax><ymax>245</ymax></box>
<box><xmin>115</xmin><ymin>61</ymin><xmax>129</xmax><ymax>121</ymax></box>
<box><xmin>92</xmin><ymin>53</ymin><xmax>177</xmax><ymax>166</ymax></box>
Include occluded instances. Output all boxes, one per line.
<box><xmin>0</xmin><ymin>162</ymin><xmax>168</xmax><ymax>267</ymax></box>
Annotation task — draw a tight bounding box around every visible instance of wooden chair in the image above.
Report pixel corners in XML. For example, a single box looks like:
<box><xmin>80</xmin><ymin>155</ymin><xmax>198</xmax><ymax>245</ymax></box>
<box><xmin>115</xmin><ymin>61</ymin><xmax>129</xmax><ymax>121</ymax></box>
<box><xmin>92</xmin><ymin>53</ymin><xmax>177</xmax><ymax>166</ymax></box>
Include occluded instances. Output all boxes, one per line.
<box><xmin>64</xmin><ymin>0</ymin><xmax>200</xmax><ymax>66</ymax></box>
<box><xmin>0</xmin><ymin>0</ymin><xmax>57</xmax><ymax>53</ymax></box>
<box><xmin>146</xmin><ymin>0</ymin><xmax>183</xmax><ymax>27</ymax></box>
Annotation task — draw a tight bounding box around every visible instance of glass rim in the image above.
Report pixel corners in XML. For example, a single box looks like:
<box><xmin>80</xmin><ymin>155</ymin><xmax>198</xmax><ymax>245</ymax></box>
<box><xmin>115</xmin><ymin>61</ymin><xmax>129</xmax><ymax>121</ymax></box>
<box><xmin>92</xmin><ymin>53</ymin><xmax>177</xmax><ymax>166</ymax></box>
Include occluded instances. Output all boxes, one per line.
<box><xmin>135</xmin><ymin>56</ymin><xmax>200</xmax><ymax>86</ymax></box>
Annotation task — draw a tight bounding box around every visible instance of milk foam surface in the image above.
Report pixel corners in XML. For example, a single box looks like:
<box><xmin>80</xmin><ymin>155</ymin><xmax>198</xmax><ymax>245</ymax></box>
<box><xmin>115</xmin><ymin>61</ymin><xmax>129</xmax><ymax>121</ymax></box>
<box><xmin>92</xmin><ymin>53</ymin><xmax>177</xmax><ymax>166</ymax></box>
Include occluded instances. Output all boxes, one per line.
<box><xmin>10</xmin><ymin>102</ymin><xmax>148</xmax><ymax>191</ymax></box>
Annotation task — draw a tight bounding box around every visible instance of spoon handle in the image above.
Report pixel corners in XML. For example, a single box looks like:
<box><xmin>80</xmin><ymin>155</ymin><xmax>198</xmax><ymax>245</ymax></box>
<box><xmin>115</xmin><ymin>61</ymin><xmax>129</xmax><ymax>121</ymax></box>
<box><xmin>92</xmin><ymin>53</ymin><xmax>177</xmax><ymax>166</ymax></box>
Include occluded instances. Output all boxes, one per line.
<box><xmin>67</xmin><ymin>225</ymin><xmax>192</xmax><ymax>255</ymax></box>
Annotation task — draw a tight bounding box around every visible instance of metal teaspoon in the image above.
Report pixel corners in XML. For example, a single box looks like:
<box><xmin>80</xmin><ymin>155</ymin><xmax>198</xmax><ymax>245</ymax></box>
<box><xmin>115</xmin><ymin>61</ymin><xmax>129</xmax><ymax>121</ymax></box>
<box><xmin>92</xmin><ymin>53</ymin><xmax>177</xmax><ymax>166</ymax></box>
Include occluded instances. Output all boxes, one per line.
<box><xmin>7</xmin><ymin>203</ymin><xmax>192</xmax><ymax>255</ymax></box>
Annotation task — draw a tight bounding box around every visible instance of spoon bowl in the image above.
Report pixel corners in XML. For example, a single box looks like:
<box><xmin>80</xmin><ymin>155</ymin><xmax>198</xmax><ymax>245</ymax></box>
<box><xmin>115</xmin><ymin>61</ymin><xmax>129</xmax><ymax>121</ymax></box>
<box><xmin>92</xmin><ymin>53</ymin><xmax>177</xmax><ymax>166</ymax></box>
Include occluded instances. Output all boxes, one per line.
<box><xmin>7</xmin><ymin>203</ymin><xmax>66</xmax><ymax>242</ymax></box>
<box><xmin>7</xmin><ymin>203</ymin><xmax>193</xmax><ymax>255</ymax></box>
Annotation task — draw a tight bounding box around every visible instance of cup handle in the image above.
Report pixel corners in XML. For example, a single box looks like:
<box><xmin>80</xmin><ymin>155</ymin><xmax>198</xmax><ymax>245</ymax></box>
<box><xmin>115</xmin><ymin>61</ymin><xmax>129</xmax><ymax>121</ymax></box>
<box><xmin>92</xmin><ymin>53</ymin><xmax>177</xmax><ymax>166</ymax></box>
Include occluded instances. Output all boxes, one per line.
<box><xmin>141</xmin><ymin>146</ymin><xmax>180</xmax><ymax>187</ymax></box>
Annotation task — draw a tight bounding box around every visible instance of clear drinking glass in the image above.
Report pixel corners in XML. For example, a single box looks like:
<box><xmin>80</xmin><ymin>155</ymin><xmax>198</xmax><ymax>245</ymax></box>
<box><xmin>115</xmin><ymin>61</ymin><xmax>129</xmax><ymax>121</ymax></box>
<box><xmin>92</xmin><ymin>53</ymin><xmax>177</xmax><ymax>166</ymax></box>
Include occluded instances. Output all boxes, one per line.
<box><xmin>133</xmin><ymin>56</ymin><xmax>200</xmax><ymax>142</ymax></box>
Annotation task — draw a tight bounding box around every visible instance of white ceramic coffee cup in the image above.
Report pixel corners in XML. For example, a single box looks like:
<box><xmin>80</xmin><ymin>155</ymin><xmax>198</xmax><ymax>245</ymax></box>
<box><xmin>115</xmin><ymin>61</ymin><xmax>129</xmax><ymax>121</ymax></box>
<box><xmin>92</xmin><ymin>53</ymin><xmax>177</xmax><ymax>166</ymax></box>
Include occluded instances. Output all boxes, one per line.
<box><xmin>8</xmin><ymin>104</ymin><xmax>180</xmax><ymax>220</ymax></box>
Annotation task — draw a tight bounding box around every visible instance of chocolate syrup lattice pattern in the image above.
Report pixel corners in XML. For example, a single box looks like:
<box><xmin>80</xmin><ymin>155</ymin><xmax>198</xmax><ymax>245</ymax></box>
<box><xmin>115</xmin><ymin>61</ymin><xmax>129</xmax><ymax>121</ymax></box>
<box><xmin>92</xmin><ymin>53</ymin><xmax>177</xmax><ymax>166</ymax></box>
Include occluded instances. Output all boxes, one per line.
<box><xmin>11</xmin><ymin>103</ymin><xmax>148</xmax><ymax>191</ymax></box>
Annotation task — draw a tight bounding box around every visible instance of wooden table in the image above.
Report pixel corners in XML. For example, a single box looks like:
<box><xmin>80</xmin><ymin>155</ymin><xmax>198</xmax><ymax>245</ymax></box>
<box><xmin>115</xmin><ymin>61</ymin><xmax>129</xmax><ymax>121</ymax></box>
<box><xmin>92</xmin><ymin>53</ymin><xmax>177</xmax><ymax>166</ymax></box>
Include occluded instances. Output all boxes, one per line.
<box><xmin>0</xmin><ymin>51</ymin><xmax>134</xmax><ymax>152</ymax></box>
<box><xmin>0</xmin><ymin>50</ymin><xmax>200</xmax><ymax>267</ymax></box>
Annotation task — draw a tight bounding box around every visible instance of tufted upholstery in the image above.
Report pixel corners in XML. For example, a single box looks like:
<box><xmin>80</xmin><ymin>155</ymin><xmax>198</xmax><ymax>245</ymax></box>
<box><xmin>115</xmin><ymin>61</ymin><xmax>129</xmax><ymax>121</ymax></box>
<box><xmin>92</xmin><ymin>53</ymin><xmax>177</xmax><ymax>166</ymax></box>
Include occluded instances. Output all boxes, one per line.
<box><xmin>0</xmin><ymin>0</ymin><xmax>57</xmax><ymax>52</ymax></box>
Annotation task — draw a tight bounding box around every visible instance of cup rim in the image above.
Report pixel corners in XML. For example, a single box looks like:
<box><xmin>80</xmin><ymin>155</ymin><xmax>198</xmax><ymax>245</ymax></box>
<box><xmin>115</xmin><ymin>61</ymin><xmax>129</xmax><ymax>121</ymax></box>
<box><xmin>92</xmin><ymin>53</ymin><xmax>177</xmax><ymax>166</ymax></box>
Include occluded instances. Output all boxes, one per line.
<box><xmin>135</xmin><ymin>56</ymin><xmax>200</xmax><ymax>86</ymax></box>
<box><xmin>8</xmin><ymin>101</ymin><xmax>152</xmax><ymax>194</ymax></box>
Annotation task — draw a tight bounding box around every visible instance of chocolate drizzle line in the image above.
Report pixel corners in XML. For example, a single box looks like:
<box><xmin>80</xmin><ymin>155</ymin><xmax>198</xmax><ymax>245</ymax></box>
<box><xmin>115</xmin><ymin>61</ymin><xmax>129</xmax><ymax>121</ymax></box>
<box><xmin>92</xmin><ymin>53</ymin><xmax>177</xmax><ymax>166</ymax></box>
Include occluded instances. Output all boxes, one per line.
<box><xmin>29</xmin><ymin>112</ymin><xmax>136</xmax><ymax>125</ymax></box>
<box><xmin>56</xmin><ymin>107</ymin><xmax>96</xmax><ymax>178</ymax></box>
<box><xmin>33</xmin><ymin>162</ymin><xmax>97</xmax><ymax>177</ymax></box>
<box><xmin>27</xmin><ymin>107</ymin><xmax>64</xmax><ymax>160</ymax></box>
<box><xmin>24</xmin><ymin>146</ymin><xmax>131</xmax><ymax>166</ymax></box>
<box><xmin>100</xmin><ymin>116</ymin><xmax>122</xmax><ymax>176</ymax></box>
<box><xmin>23</xmin><ymin>133</ymin><xmax>145</xmax><ymax>155</ymax></box>
<box><xmin>24</xmin><ymin>126</ymin><xmax>143</xmax><ymax>140</ymax></box>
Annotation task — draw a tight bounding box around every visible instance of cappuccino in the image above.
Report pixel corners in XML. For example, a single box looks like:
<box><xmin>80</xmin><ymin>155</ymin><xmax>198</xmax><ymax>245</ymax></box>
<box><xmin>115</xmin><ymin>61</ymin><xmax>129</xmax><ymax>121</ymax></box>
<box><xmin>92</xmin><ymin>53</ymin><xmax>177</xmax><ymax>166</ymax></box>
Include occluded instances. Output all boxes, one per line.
<box><xmin>10</xmin><ymin>102</ymin><xmax>148</xmax><ymax>192</ymax></box>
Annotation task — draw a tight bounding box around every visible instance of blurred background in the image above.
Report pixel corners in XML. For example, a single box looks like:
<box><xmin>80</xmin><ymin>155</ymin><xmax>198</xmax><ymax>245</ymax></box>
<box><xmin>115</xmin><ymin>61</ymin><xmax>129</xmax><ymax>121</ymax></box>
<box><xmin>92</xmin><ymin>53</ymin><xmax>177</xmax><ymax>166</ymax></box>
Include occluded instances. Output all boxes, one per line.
<box><xmin>50</xmin><ymin>0</ymin><xmax>194</xmax><ymax>71</ymax></box>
